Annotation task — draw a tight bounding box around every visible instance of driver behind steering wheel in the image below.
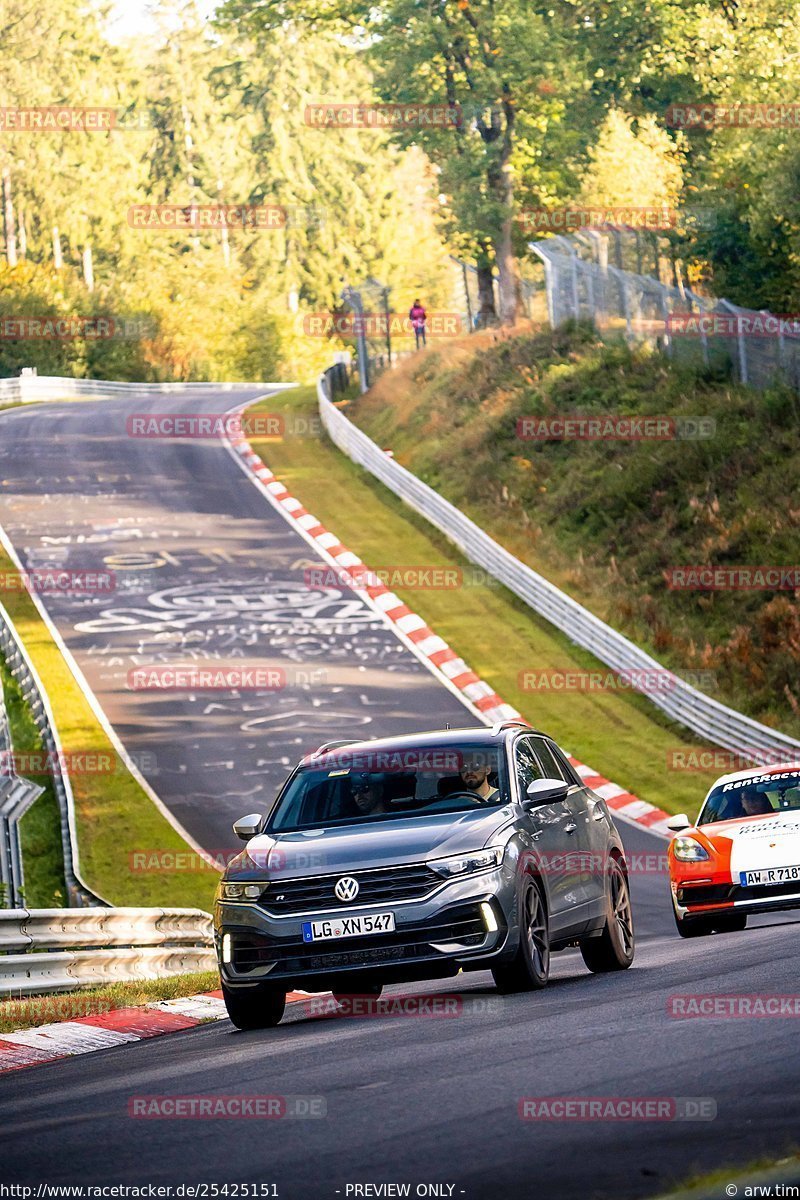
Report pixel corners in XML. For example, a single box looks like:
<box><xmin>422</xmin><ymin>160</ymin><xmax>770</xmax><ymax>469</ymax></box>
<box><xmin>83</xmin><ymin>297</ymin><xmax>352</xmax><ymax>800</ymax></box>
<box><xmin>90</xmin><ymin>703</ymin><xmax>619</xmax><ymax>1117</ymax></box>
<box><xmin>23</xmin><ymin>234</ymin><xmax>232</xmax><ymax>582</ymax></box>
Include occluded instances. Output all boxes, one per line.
<box><xmin>459</xmin><ymin>756</ymin><xmax>499</xmax><ymax>804</ymax></box>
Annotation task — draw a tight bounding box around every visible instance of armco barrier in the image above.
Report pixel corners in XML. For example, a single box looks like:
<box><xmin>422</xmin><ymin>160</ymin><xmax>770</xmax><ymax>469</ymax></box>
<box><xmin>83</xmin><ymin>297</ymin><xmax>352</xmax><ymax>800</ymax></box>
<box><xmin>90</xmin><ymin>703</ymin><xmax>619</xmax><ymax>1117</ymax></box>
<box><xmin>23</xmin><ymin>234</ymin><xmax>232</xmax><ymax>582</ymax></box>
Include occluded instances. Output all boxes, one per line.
<box><xmin>0</xmin><ymin>376</ymin><xmax>279</xmax><ymax>404</ymax></box>
<box><xmin>0</xmin><ymin>602</ymin><xmax>106</xmax><ymax>909</ymax></box>
<box><xmin>318</xmin><ymin>368</ymin><xmax>800</xmax><ymax>764</ymax></box>
<box><xmin>0</xmin><ymin>907</ymin><xmax>214</xmax><ymax>995</ymax></box>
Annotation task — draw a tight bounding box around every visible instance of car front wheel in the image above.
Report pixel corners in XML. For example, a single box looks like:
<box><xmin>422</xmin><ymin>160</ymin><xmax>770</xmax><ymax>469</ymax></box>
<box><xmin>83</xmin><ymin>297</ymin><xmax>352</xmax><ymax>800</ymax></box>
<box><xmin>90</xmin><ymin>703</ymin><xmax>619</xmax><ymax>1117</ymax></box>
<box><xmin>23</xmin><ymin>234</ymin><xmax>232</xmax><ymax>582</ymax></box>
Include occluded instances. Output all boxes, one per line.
<box><xmin>672</xmin><ymin>904</ymin><xmax>714</xmax><ymax>938</ymax></box>
<box><xmin>580</xmin><ymin>856</ymin><xmax>635</xmax><ymax>972</ymax></box>
<box><xmin>222</xmin><ymin>982</ymin><xmax>286</xmax><ymax>1030</ymax></box>
<box><xmin>492</xmin><ymin>874</ymin><xmax>550</xmax><ymax>993</ymax></box>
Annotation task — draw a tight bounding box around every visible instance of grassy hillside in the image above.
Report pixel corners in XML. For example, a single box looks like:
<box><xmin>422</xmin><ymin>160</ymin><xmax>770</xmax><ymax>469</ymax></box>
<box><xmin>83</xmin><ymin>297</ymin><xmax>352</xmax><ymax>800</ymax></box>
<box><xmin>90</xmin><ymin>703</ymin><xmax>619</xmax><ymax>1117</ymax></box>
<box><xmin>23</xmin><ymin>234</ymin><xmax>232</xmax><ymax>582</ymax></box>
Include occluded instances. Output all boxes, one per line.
<box><xmin>349</xmin><ymin>327</ymin><xmax>800</xmax><ymax>740</ymax></box>
<box><xmin>250</xmin><ymin>385</ymin><xmax>727</xmax><ymax>818</ymax></box>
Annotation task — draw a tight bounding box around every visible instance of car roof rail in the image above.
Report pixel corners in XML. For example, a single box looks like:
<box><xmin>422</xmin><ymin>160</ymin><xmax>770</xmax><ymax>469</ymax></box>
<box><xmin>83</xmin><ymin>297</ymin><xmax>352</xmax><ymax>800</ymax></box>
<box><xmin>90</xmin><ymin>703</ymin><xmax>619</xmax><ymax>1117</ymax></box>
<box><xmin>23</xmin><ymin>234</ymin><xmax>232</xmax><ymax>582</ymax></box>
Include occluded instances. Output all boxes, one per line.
<box><xmin>491</xmin><ymin>720</ymin><xmax>532</xmax><ymax>735</ymax></box>
<box><xmin>310</xmin><ymin>739</ymin><xmax>357</xmax><ymax>757</ymax></box>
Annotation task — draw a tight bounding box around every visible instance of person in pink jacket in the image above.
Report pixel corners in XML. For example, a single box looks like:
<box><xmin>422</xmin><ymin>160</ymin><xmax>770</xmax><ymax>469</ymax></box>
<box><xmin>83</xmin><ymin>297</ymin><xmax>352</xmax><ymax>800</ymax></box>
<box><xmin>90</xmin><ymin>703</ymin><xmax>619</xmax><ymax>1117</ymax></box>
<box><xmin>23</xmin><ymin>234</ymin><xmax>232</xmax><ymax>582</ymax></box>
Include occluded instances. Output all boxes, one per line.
<box><xmin>409</xmin><ymin>299</ymin><xmax>427</xmax><ymax>349</ymax></box>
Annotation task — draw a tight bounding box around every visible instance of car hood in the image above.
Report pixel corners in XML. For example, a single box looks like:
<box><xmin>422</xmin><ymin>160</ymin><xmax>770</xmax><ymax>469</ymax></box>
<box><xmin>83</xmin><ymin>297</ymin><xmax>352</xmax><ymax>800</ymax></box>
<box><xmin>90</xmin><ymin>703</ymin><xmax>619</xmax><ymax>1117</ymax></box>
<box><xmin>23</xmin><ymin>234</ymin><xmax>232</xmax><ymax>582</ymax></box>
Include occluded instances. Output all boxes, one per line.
<box><xmin>226</xmin><ymin>807</ymin><xmax>514</xmax><ymax>880</ymax></box>
<box><xmin>691</xmin><ymin>812</ymin><xmax>800</xmax><ymax>873</ymax></box>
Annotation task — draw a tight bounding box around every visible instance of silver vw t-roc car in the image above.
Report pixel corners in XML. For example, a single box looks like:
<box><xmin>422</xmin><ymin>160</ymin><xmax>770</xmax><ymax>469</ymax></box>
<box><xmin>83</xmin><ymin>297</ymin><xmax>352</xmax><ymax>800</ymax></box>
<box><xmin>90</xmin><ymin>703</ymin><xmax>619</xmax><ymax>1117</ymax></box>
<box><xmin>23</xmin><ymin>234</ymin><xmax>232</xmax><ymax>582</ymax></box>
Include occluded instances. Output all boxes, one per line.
<box><xmin>215</xmin><ymin>722</ymin><xmax>634</xmax><ymax>1028</ymax></box>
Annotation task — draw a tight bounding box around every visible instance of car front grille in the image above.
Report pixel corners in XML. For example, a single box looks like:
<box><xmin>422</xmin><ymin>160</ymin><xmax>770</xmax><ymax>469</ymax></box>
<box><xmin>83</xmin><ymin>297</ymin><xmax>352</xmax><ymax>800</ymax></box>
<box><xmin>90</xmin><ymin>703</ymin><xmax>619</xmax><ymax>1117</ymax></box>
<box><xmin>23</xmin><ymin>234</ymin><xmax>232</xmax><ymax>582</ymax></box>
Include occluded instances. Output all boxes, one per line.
<box><xmin>259</xmin><ymin>863</ymin><xmax>442</xmax><ymax>915</ymax></box>
<box><xmin>231</xmin><ymin>903</ymin><xmax>487</xmax><ymax>975</ymax></box>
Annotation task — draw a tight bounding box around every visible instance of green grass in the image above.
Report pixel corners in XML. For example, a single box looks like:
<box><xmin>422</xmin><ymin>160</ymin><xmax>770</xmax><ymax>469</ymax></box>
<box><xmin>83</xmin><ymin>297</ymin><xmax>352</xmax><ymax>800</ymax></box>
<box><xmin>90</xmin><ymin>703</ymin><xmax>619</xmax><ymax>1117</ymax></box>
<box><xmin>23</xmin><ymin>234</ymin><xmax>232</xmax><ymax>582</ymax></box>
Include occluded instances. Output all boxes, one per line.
<box><xmin>0</xmin><ymin>969</ymin><xmax>220</xmax><ymax>1033</ymax></box>
<box><xmin>0</xmin><ymin>653</ymin><xmax>66</xmax><ymax>907</ymax></box>
<box><xmin>350</xmin><ymin>327</ymin><xmax>800</xmax><ymax>739</ymax></box>
<box><xmin>0</xmin><ymin>552</ymin><xmax>218</xmax><ymax>910</ymax></box>
<box><xmin>248</xmin><ymin>385</ymin><xmax>724</xmax><ymax>817</ymax></box>
<box><xmin>657</xmin><ymin>1153</ymin><xmax>800</xmax><ymax>1198</ymax></box>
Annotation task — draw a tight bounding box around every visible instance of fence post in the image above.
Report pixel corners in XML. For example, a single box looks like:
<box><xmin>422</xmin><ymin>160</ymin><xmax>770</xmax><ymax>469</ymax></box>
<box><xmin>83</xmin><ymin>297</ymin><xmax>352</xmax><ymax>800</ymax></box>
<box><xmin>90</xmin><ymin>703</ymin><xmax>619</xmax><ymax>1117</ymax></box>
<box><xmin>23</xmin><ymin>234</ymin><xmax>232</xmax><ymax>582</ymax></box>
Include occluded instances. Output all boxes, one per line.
<box><xmin>462</xmin><ymin>262</ymin><xmax>474</xmax><ymax>331</ymax></box>
<box><xmin>342</xmin><ymin>286</ymin><xmax>369</xmax><ymax>393</ymax></box>
<box><xmin>570</xmin><ymin>253</ymin><xmax>580</xmax><ymax>321</ymax></box>
<box><xmin>660</xmin><ymin>289</ymin><xmax>672</xmax><ymax>358</ymax></box>
<box><xmin>381</xmin><ymin>286</ymin><xmax>392</xmax><ymax>365</ymax></box>
<box><xmin>622</xmin><ymin>273</ymin><xmax>632</xmax><ymax>340</ymax></box>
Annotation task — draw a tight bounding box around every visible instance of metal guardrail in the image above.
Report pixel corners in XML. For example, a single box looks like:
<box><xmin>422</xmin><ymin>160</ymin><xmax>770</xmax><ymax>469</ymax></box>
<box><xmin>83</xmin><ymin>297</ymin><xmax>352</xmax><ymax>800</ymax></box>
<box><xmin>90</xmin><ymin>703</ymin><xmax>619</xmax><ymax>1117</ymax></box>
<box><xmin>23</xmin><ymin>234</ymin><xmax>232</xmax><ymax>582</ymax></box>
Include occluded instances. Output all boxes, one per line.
<box><xmin>0</xmin><ymin>376</ymin><xmax>275</xmax><ymax>404</ymax></box>
<box><xmin>318</xmin><ymin>368</ymin><xmax>800</xmax><ymax>764</ymax></box>
<box><xmin>0</xmin><ymin>602</ymin><xmax>104</xmax><ymax>907</ymax></box>
<box><xmin>0</xmin><ymin>907</ymin><xmax>214</xmax><ymax>995</ymax></box>
<box><xmin>0</xmin><ymin>769</ymin><xmax>44</xmax><ymax>910</ymax></box>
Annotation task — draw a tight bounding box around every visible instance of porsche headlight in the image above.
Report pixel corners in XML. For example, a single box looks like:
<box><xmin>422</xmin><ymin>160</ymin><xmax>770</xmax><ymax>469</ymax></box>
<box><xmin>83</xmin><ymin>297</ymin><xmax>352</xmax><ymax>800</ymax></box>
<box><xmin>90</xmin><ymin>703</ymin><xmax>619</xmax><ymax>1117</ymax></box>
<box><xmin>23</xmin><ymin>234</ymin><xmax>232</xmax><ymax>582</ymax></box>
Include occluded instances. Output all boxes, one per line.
<box><xmin>219</xmin><ymin>882</ymin><xmax>264</xmax><ymax>901</ymax></box>
<box><xmin>429</xmin><ymin>846</ymin><xmax>505</xmax><ymax>878</ymax></box>
<box><xmin>672</xmin><ymin>836</ymin><xmax>710</xmax><ymax>862</ymax></box>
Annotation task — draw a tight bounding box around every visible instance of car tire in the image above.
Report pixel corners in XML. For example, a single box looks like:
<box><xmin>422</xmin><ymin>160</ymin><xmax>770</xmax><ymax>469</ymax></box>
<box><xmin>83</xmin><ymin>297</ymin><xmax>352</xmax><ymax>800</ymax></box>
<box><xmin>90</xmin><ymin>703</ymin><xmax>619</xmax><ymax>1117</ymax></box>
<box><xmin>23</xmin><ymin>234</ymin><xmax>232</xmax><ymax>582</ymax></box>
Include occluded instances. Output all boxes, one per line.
<box><xmin>222</xmin><ymin>982</ymin><xmax>286</xmax><ymax>1030</ymax></box>
<box><xmin>491</xmin><ymin>874</ymin><xmax>550</xmax><ymax>993</ymax></box>
<box><xmin>672</xmin><ymin>906</ymin><xmax>715</xmax><ymax>938</ymax></box>
<box><xmin>580</xmin><ymin>856</ymin><xmax>635</xmax><ymax>972</ymax></box>
<box><xmin>332</xmin><ymin>983</ymin><xmax>384</xmax><ymax>1005</ymax></box>
<box><xmin>712</xmin><ymin>912</ymin><xmax>748</xmax><ymax>934</ymax></box>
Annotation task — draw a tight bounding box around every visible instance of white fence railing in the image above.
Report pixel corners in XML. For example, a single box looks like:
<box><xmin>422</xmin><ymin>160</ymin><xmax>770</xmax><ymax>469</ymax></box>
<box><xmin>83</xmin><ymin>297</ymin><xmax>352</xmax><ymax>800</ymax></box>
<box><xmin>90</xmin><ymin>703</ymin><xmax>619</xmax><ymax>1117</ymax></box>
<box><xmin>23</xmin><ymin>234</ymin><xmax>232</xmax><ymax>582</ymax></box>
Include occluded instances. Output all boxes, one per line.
<box><xmin>0</xmin><ymin>907</ymin><xmax>214</xmax><ymax>995</ymax></box>
<box><xmin>0</xmin><ymin>375</ymin><xmax>280</xmax><ymax>404</ymax></box>
<box><xmin>318</xmin><ymin>369</ymin><xmax>800</xmax><ymax>764</ymax></box>
<box><xmin>0</xmin><ymin>603</ymin><xmax>106</xmax><ymax>909</ymax></box>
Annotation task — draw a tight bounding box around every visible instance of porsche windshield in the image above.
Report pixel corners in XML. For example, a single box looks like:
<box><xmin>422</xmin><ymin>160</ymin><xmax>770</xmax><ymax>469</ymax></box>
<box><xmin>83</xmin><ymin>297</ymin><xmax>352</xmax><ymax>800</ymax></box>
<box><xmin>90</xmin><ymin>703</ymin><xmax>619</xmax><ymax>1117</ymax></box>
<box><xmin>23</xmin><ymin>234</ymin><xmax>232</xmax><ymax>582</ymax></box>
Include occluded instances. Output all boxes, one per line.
<box><xmin>268</xmin><ymin>743</ymin><xmax>509</xmax><ymax>832</ymax></box>
<box><xmin>699</xmin><ymin>768</ymin><xmax>800</xmax><ymax>825</ymax></box>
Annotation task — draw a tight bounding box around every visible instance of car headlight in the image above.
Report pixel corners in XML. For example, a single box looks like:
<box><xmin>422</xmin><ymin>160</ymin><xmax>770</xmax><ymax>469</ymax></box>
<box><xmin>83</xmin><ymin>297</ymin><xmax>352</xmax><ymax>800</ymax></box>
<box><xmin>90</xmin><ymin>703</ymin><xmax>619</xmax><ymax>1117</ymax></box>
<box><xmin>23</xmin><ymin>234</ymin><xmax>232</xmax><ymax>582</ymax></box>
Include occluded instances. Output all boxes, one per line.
<box><xmin>672</xmin><ymin>836</ymin><xmax>710</xmax><ymax>862</ymax></box>
<box><xmin>219</xmin><ymin>882</ymin><xmax>264</xmax><ymax>901</ymax></box>
<box><xmin>429</xmin><ymin>846</ymin><xmax>505</xmax><ymax>878</ymax></box>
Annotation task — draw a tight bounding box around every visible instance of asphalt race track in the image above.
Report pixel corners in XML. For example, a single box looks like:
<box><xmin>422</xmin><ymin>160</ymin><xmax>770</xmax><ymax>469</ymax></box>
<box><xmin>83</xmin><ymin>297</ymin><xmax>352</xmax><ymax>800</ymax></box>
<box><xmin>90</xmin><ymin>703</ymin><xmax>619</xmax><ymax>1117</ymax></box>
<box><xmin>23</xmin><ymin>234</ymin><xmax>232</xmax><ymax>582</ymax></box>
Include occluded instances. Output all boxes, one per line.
<box><xmin>0</xmin><ymin>390</ymin><xmax>476</xmax><ymax>851</ymax></box>
<box><xmin>1</xmin><ymin>393</ymin><xmax>798</xmax><ymax>1199</ymax></box>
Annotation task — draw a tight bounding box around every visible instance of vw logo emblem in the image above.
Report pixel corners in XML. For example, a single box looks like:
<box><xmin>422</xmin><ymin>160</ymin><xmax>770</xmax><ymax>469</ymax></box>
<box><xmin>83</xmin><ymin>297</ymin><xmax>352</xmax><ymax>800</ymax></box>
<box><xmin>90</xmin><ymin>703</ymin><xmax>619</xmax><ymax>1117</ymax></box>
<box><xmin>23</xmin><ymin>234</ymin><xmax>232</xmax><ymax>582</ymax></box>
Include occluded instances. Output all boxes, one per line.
<box><xmin>334</xmin><ymin>876</ymin><xmax>359</xmax><ymax>903</ymax></box>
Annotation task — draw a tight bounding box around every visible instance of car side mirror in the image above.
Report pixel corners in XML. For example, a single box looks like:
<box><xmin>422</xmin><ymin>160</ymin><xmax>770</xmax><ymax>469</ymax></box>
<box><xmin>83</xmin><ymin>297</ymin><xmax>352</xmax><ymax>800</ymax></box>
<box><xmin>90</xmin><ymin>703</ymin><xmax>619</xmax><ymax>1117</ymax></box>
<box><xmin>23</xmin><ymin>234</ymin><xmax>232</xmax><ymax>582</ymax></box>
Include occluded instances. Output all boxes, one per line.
<box><xmin>666</xmin><ymin>813</ymin><xmax>692</xmax><ymax>832</ymax></box>
<box><xmin>524</xmin><ymin>777</ymin><xmax>569</xmax><ymax>808</ymax></box>
<box><xmin>233</xmin><ymin>813</ymin><xmax>264</xmax><ymax>842</ymax></box>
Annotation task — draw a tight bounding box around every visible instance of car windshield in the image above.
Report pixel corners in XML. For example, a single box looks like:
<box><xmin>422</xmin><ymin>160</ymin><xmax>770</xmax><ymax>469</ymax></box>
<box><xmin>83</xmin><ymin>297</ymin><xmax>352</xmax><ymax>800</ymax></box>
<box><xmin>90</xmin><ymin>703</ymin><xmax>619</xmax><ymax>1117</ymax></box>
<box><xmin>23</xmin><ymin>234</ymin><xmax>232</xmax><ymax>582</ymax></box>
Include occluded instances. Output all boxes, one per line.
<box><xmin>699</xmin><ymin>768</ymin><xmax>800</xmax><ymax>825</ymax></box>
<box><xmin>268</xmin><ymin>742</ymin><xmax>509</xmax><ymax>832</ymax></box>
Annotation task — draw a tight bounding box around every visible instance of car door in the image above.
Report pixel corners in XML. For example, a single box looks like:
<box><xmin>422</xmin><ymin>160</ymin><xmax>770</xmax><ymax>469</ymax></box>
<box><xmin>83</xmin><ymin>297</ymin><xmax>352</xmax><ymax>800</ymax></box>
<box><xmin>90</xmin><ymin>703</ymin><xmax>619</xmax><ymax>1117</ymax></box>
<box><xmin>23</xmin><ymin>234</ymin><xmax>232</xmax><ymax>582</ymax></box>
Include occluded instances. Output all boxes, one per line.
<box><xmin>535</xmin><ymin>737</ymin><xmax>608</xmax><ymax>919</ymax></box>
<box><xmin>512</xmin><ymin>734</ymin><xmax>586</xmax><ymax>938</ymax></box>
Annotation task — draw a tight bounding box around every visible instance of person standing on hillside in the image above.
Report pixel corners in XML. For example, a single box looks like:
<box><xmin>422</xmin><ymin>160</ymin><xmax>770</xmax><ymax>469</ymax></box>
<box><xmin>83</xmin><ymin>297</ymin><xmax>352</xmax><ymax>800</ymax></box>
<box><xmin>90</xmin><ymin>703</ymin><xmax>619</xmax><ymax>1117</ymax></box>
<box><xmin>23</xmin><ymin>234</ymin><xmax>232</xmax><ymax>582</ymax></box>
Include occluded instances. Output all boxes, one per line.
<box><xmin>409</xmin><ymin>298</ymin><xmax>427</xmax><ymax>349</ymax></box>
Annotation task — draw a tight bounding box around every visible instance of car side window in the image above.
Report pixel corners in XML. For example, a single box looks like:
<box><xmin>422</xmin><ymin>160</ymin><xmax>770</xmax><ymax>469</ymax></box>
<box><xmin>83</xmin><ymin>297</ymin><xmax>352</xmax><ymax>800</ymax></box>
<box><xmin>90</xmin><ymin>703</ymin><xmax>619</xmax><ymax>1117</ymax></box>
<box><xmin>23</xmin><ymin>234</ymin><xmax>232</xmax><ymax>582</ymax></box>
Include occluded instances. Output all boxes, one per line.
<box><xmin>549</xmin><ymin>743</ymin><xmax>584</xmax><ymax>787</ymax></box>
<box><xmin>514</xmin><ymin>737</ymin><xmax>545</xmax><ymax>795</ymax></box>
<box><xmin>532</xmin><ymin>738</ymin><xmax>570</xmax><ymax>783</ymax></box>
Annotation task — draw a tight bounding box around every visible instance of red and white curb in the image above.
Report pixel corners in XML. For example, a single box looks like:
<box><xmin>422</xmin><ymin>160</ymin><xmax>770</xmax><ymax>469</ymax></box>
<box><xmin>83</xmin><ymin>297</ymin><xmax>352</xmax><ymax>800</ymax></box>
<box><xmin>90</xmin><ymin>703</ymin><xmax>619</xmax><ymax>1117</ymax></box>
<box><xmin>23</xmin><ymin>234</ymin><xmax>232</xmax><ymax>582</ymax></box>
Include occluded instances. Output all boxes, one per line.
<box><xmin>224</xmin><ymin>420</ymin><xmax>673</xmax><ymax>840</ymax></box>
<box><xmin>0</xmin><ymin>990</ymin><xmax>314</xmax><ymax>1075</ymax></box>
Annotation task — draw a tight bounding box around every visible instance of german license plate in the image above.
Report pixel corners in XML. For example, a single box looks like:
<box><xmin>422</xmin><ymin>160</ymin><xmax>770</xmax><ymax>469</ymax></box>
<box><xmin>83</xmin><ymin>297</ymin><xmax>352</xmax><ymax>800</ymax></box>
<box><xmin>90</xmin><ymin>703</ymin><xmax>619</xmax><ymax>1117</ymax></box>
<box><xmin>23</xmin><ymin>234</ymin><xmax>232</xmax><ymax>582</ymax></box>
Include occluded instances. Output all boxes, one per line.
<box><xmin>740</xmin><ymin>864</ymin><xmax>800</xmax><ymax>887</ymax></box>
<box><xmin>301</xmin><ymin>912</ymin><xmax>395</xmax><ymax>942</ymax></box>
